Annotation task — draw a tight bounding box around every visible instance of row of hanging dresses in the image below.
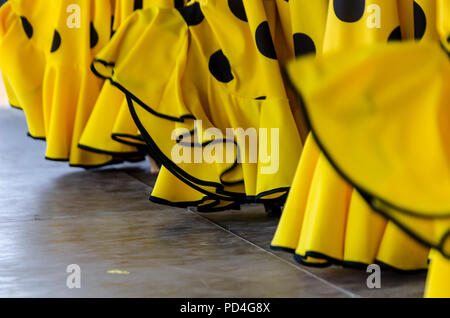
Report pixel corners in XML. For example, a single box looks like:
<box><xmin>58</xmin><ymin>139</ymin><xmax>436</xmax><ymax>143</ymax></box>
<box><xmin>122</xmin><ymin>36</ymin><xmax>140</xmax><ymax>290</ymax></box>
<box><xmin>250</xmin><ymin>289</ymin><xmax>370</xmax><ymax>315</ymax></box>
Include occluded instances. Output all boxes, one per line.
<box><xmin>282</xmin><ymin>0</ymin><xmax>450</xmax><ymax>296</ymax></box>
<box><xmin>91</xmin><ymin>0</ymin><xmax>305</xmax><ymax>211</ymax></box>
<box><xmin>271</xmin><ymin>0</ymin><xmax>436</xmax><ymax>271</ymax></box>
<box><xmin>0</xmin><ymin>0</ymin><xmax>184</xmax><ymax>167</ymax></box>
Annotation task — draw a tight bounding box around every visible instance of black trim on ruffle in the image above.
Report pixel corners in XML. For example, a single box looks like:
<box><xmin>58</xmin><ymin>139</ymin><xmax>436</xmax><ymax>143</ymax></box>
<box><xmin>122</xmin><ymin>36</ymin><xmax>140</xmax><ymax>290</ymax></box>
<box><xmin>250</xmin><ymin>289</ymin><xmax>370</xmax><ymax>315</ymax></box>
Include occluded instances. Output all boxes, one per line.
<box><xmin>78</xmin><ymin>143</ymin><xmax>146</xmax><ymax>158</ymax></box>
<box><xmin>8</xmin><ymin>97</ymin><xmax>144</xmax><ymax>169</ymax></box>
<box><xmin>440</xmin><ymin>41</ymin><xmax>450</xmax><ymax>57</ymax></box>
<box><xmin>111</xmin><ymin>133</ymin><xmax>145</xmax><ymax>148</ymax></box>
<box><xmin>27</xmin><ymin>132</ymin><xmax>46</xmax><ymax>141</ymax></box>
<box><xmin>271</xmin><ymin>245</ymin><xmax>428</xmax><ymax>272</ymax></box>
<box><xmin>9</xmin><ymin>104</ymin><xmax>22</xmax><ymax>111</ymax></box>
<box><xmin>149</xmin><ymin>195</ymin><xmax>214</xmax><ymax>210</ymax></box>
<box><xmin>150</xmin><ymin>195</ymin><xmax>242</xmax><ymax>213</ymax></box>
<box><xmin>91</xmin><ymin>58</ymin><xmax>291</xmax><ymax>209</ymax></box>
<box><xmin>43</xmin><ymin>155</ymin><xmax>144</xmax><ymax>170</ymax></box>
<box><xmin>151</xmin><ymin>187</ymin><xmax>289</xmax><ymax>213</ymax></box>
<box><xmin>284</xmin><ymin>63</ymin><xmax>450</xmax><ymax>259</ymax></box>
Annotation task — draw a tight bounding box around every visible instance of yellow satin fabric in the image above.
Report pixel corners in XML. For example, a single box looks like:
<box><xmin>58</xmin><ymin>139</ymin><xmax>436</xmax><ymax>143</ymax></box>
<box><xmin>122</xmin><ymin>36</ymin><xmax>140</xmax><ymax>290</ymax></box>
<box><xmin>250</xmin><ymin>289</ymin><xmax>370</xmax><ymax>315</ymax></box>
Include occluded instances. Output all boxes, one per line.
<box><xmin>426</xmin><ymin>251</ymin><xmax>450</xmax><ymax>298</ymax></box>
<box><xmin>0</xmin><ymin>0</ymin><xmax>180</xmax><ymax>166</ymax></box>
<box><xmin>79</xmin><ymin>0</ymin><xmax>183</xmax><ymax>158</ymax></box>
<box><xmin>0</xmin><ymin>1</ymin><xmax>48</xmax><ymax>138</ymax></box>
<box><xmin>0</xmin><ymin>0</ymin><xmax>116</xmax><ymax>166</ymax></box>
<box><xmin>41</xmin><ymin>0</ymin><xmax>114</xmax><ymax>166</ymax></box>
<box><xmin>287</xmin><ymin>42</ymin><xmax>450</xmax><ymax>292</ymax></box>
<box><xmin>284</xmin><ymin>0</ymin><xmax>449</xmax><ymax>296</ymax></box>
<box><xmin>92</xmin><ymin>0</ymin><xmax>303</xmax><ymax>209</ymax></box>
<box><xmin>272</xmin><ymin>0</ymin><xmax>431</xmax><ymax>270</ymax></box>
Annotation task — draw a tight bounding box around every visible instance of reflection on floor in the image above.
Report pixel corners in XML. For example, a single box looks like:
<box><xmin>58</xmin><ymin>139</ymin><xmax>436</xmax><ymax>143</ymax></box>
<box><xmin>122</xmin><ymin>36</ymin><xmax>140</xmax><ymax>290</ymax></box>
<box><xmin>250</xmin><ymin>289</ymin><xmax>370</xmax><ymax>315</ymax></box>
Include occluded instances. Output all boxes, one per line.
<box><xmin>0</xmin><ymin>107</ymin><xmax>426</xmax><ymax>297</ymax></box>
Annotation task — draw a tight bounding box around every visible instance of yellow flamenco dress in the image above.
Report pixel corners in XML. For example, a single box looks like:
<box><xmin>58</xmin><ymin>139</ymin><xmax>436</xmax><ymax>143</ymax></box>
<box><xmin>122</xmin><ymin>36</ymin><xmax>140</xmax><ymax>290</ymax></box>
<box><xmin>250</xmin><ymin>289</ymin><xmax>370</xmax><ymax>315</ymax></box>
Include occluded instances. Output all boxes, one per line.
<box><xmin>425</xmin><ymin>0</ymin><xmax>450</xmax><ymax>298</ymax></box>
<box><xmin>79</xmin><ymin>0</ymin><xmax>186</xmax><ymax>159</ymax></box>
<box><xmin>284</xmin><ymin>0</ymin><xmax>450</xmax><ymax>297</ymax></box>
<box><xmin>0</xmin><ymin>0</ymin><xmax>52</xmax><ymax>140</ymax></box>
<box><xmin>271</xmin><ymin>0</ymin><xmax>438</xmax><ymax>270</ymax></box>
<box><xmin>91</xmin><ymin>0</ymin><xmax>303</xmax><ymax>211</ymax></box>
<box><xmin>40</xmin><ymin>0</ymin><xmax>117</xmax><ymax>167</ymax></box>
<box><xmin>0</xmin><ymin>0</ymin><xmax>123</xmax><ymax>167</ymax></box>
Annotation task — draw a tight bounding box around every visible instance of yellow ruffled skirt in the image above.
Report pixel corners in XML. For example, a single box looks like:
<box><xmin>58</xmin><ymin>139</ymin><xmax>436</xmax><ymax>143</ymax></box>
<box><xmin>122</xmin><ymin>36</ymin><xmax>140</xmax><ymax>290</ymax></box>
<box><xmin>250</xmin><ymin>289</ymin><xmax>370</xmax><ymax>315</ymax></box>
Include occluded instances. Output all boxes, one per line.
<box><xmin>271</xmin><ymin>135</ymin><xmax>429</xmax><ymax>270</ymax></box>
<box><xmin>285</xmin><ymin>36</ymin><xmax>450</xmax><ymax>295</ymax></box>
<box><xmin>271</xmin><ymin>0</ymin><xmax>438</xmax><ymax>270</ymax></box>
<box><xmin>79</xmin><ymin>0</ymin><xmax>185</xmax><ymax>159</ymax></box>
<box><xmin>91</xmin><ymin>1</ymin><xmax>303</xmax><ymax>211</ymax></box>
<box><xmin>0</xmin><ymin>1</ymin><xmax>47</xmax><ymax>139</ymax></box>
<box><xmin>0</xmin><ymin>0</ymin><xmax>178</xmax><ymax>167</ymax></box>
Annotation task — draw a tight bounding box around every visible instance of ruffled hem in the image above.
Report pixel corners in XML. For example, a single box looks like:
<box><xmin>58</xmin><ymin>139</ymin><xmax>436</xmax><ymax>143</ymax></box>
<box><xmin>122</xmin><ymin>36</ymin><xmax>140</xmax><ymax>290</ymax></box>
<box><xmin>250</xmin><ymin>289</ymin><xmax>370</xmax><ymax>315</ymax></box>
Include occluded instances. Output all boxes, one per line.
<box><xmin>77</xmin><ymin>143</ymin><xmax>145</xmax><ymax>158</ymax></box>
<box><xmin>285</xmin><ymin>44</ymin><xmax>450</xmax><ymax>259</ymax></box>
<box><xmin>92</xmin><ymin>58</ymin><xmax>292</xmax><ymax>207</ymax></box>
<box><xmin>270</xmin><ymin>245</ymin><xmax>429</xmax><ymax>272</ymax></box>
<box><xmin>111</xmin><ymin>133</ymin><xmax>146</xmax><ymax>148</ymax></box>
<box><xmin>89</xmin><ymin>3</ymin><xmax>303</xmax><ymax>209</ymax></box>
<box><xmin>152</xmin><ymin>196</ymin><xmax>241</xmax><ymax>213</ymax></box>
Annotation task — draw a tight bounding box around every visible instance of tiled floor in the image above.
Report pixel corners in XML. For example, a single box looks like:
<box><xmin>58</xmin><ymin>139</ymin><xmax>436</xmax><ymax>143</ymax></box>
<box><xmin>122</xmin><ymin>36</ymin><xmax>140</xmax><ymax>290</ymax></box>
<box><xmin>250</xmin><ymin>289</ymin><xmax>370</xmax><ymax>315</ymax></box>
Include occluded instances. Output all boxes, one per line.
<box><xmin>0</xmin><ymin>107</ymin><xmax>427</xmax><ymax>297</ymax></box>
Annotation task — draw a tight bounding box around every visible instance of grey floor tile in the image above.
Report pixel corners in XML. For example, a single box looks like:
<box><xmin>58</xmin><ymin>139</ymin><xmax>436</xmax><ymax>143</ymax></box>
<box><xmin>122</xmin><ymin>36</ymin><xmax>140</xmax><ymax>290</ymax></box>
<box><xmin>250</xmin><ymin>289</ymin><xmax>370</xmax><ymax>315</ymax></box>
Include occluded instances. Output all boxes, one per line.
<box><xmin>0</xmin><ymin>108</ymin><xmax>426</xmax><ymax>298</ymax></box>
<box><xmin>192</xmin><ymin>208</ymin><xmax>427</xmax><ymax>298</ymax></box>
<box><xmin>0</xmin><ymin>109</ymin><xmax>351</xmax><ymax>297</ymax></box>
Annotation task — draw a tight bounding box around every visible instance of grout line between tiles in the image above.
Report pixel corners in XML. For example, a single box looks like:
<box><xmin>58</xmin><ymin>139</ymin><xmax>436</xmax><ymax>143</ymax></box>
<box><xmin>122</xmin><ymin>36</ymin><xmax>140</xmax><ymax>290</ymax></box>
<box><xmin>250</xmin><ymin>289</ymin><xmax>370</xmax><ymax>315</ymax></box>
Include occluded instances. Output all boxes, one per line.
<box><xmin>127</xmin><ymin>171</ymin><xmax>360</xmax><ymax>297</ymax></box>
<box><xmin>187</xmin><ymin>207</ymin><xmax>361</xmax><ymax>298</ymax></box>
<box><xmin>127</xmin><ymin>173</ymin><xmax>360</xmax><ymax>298</ymax></box>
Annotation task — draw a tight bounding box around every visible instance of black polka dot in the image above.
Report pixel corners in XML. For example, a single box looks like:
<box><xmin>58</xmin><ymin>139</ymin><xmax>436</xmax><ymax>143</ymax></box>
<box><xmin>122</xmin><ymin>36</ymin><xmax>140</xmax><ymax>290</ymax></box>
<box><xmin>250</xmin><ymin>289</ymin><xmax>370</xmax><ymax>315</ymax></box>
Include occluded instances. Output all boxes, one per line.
<box><xmin>209</xmin><ymin>50</ymin><xmax>234</xmax><ymax>83</ymax></box>
<box><xmin>228</xmin><ymin>0</ymin><xmax>247</xmax><ymax>22</ymax></box>
<box><xmin>255</xmin><ymin>21</ymin><xmax>277</xmax><ymax>60</ymax></box>
<box><xmin>447</xmin><ymin>35</ymin><xmax>450</xmax><ymax>43</ymax></box>
<box><xmin>90</xmin><ymin>22</ymin><xmax>99</xmax><ymax>48</ymax></box>
<box><xmin>20</xmin><ymin>16</ymin><xmax>33</xmax><ymax>39</ymax></box>
<box><xmin>177</xmin><ymin>2</ymin><xmax>204</xmax><ymax>26</ymax></box>
<box><xmin>255</xmin><ymin>96</ymin><xmax>267</xmax><ymax>100</ymax></box>
<box><xmin>388</xmin><ymin>26</ymin><xmax>402</xmax><ymax>42</ymax></box>
<box><xmin>134</xmin><ymin>0</ymin><xmax>143</xmax><ymax>11</ymax></box>
<box><xmin>333</xmin><ymin>0</ymin><xmax>365</xmax><ymax>23</ymax></box>
<box><xmin>413</xmin><ymin>1</ymin><xmax>426</xmax><ymax>40</ymax></box>
<box><xmin>293</xmin><ymin>33</ymin><xmax>316</xmax><ymax>56</ymax></box>
<box><xmin>174</xmin><ymin>0</ymin><xmax>184</xmax><ymax>8</ymax></box>
<box><xmin>50</xmin><ymin>30</ymin><xmax>61</xmax><ymax>53</ymax></box>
